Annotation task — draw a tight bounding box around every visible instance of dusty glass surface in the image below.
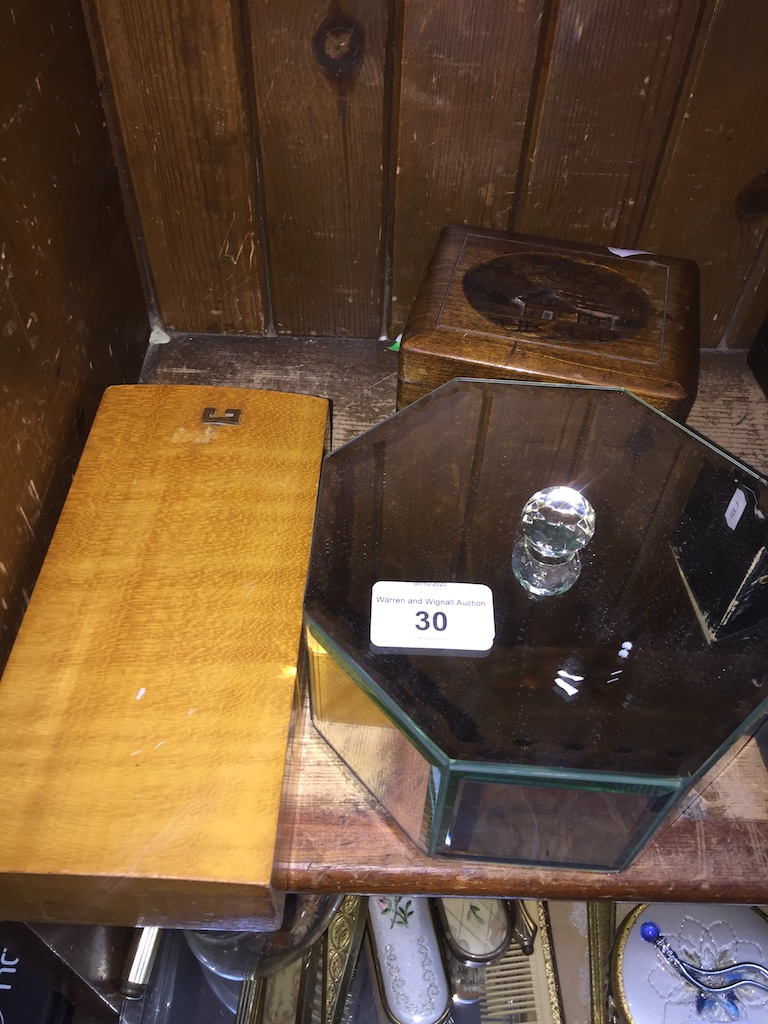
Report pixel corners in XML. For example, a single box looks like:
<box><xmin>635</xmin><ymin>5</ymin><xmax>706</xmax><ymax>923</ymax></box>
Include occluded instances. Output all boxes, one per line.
<box><xmin>303</xmin><ymin>380</ymin><xmax>768</xmax><ymax>870</ymax></box>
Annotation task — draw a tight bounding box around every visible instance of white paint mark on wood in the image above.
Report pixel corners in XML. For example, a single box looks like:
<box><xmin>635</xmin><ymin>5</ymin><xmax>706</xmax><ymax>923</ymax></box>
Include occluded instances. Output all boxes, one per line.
<box><xmin>171</xmin><ymin>425</ymin><xmax>218</xmax><ymax>445</ymax></box>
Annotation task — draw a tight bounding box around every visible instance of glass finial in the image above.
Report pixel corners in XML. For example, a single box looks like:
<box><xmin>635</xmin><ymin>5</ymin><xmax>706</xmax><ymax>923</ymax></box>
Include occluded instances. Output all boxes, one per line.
<box><xmin>512</xmin><ymin>486</ymin><xmax>595</xmax><ymax>596</ymax></box>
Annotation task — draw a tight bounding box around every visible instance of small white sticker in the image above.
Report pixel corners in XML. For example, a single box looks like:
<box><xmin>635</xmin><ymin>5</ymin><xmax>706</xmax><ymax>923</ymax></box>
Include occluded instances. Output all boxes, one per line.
<box><xmin>607</xmin><ymin>247</ymin><xmax>655</xmax><ymax>258</ymax></box>
<box><xmin>370</xmin><ymin>581</ymin><xmax>495</xmax><ymax>652</ymax></box>
<box><xmin>725</xmin><ymin>487</ymin><xmax>747</xmax><ymax>530</ymax></box>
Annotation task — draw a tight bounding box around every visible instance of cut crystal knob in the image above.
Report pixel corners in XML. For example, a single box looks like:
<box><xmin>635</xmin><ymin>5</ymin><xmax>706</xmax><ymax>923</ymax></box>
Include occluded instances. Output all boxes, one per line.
<box><xmin>513</xmin><ymin>486</ymin><xmax>595</xmax><ymax>597</ymax></box>
<box><xmin>521</xmin><ymin>486</ymin><xmax>596</xmax><ymax>559</ymax></box>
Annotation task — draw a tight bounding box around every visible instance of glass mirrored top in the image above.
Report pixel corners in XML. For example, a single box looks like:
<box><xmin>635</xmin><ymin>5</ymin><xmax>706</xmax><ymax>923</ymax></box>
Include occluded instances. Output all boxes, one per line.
<box><xmin>305</xmin><ymin>380</ymin><xmax>768</xmax><ymax>781</ymax></box>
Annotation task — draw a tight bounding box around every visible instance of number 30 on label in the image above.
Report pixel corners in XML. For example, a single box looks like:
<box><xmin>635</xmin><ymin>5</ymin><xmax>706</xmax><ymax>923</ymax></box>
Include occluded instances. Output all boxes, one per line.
<box><xmin>415</xmin><ymin>610</ymin><xmax>447</xmax><ymax>632</ymax></box>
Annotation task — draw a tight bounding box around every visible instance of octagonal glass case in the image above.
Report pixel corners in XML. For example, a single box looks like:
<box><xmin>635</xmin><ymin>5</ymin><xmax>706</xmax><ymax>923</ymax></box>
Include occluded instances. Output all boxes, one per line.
<box><xmin>303</xmin><ymin>380</ymin><xmax>768</xmax><ymax>871</ymax></box>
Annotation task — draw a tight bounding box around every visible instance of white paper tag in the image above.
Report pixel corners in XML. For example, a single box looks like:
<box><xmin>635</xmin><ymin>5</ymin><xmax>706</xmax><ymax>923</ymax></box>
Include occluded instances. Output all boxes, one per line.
<box><xmin>370</xmin><ymin>581</ymin><xmax>495</xmax><ymax>652</ymax></box>
<box><xmin>725</xmin><ymin>487</ymin><xmax>747</xmax><ymax>530</ymax></box>
<box><xmin>607</xmin><ymin>247</ymin><xmax>655</xmax><ymax>258</ymax></box>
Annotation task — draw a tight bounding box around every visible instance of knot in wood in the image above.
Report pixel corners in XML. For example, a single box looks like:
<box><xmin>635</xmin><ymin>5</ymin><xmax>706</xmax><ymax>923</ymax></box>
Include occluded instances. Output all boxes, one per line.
<box><xmin>313</xmin><ymin>14</ymin><xmax>364</xmax><ymax>81</ymax></box>
<box><xmin>735</xmin><ymin>171</ymin><xmax>768</xmax><ymax>219</ymax></box>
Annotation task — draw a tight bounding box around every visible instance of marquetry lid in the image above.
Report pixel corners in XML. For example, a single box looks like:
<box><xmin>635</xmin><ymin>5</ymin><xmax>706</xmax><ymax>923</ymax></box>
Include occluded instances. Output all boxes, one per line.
<box><xmin>400</xmin><ymin>225</ymin><xmax>700</xmax><ymax>418</ymax></box>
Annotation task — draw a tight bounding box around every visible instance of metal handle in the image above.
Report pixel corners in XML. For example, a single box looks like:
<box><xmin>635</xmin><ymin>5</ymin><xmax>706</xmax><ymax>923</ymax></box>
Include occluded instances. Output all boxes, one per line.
<box><xmin>120</xmin><ymin>926</ymin><xmax>161</xmax><ymax>999</ymax></box>
<box><xmin>201</xmin><ymin>407</ymin><xmax>242</xmax><ymax>425</ymax></box>
<box><xmin>507</xmin><ymin>900</ymin><xmax>538</xmax><ymax>956</ymax></box>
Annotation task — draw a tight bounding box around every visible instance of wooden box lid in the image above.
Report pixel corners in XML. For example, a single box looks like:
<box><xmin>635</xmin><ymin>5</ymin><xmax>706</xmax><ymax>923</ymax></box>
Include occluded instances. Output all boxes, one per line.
<box><xmin>398</xmin><ymin>226</ymin><xmax>699</xmax><ymax>418</ymax></box>
<box><xmin>0</xmin><ymin>385</ymin><xmax>328</xmax><ymax>928</ymax></box>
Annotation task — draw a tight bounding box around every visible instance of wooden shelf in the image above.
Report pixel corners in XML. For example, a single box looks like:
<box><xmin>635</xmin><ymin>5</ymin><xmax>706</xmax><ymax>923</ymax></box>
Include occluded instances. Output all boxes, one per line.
<box><xmin>278</xmin><ymin>694</ymin><xmax>768</xmax><ymax>903</ymax></box>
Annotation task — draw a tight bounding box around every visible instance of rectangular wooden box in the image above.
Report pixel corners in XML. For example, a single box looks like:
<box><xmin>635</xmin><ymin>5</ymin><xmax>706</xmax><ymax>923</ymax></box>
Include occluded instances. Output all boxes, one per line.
<box><xmin>398</xmin><ymin>225</ymin><xmax>700</xmax><ymax>420</ymax></box>
<box><xmin>0</xmin><ymin>385</ymin><xmax>327</xmax><ymax>928</ymax></box>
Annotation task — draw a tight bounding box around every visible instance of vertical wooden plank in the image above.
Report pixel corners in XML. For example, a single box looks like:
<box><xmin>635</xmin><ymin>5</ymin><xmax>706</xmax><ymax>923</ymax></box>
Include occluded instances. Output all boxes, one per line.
<box><xmin>516</xmin><ymin>0</ymin><xmax>702</xmax><ymax>245</ymax></box>
<box><xmin>248</xmin><ymin>0</ymin><xmax>388</xmax><ymax>338</ymax></box>
<box><xmin>722</xmin><ymin>233</ymin><xmax>768</xmax><ymax>350</ymax></box>
<box><xmin>85</xmin><ymin>0</ymin><xmax>266</xmax><ymax>335</ymax></box>
<box><xmin>390</xmin><ymin>0</ymin><xmax>546</xmax><ymax>333</ymax></box>
<box><xmin>0</xmin><ymin>0</ymin><xmax>147</xmax><ymax>670</ymax></box>
<box><xmin>641</xmin><ymin>0</ymin><xmax>768</xmax><ymax>348</ymax></box>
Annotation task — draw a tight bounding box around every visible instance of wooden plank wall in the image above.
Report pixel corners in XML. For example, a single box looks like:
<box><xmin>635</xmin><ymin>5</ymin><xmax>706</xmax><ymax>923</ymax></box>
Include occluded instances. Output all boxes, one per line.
<box><xmin>0</xmin><ymin>0</ymin><xmax>148</xmax><ymax>671</ymax></box>
<box><xmin>85</xmin><ymin>0</ymin><xmax>768</xmax><ymax>348</ymax></box>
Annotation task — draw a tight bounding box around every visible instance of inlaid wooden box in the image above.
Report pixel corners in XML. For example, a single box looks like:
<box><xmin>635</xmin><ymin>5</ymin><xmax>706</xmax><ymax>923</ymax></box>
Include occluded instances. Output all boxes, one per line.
<box><xmin>398</xmin><ymin>225</ymin><xmax>700</xmax><ymax>420</ymax></box>
<box><xmin>0</xmin><ymin>385</ymin><xmax>327</xmax><ymax>928</ymax></box>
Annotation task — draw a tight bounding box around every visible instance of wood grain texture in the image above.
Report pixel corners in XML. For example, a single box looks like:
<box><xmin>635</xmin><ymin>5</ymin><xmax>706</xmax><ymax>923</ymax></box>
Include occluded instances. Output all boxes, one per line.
<box><xmin>390</xmin><ymin>0</ymin><xmax>546</xmax><ymax>334</ymax></box>
<box><xmin>85</xmin><ymin>0</ymin><xmax>768</xmax><ymax>348</ymax></box>
<box><xmin>84</xmin><ymin>0</ymin><xmax>266</xmax><ymax>334</ymax></box>
<box><xmin>142</xmin><ymin>339</ymin><xmax>768</xmax><ymax>903</ymax></box>
<box><xmin>687</xmin><ymin>352</ymin><xmax>768</xmax><ymax>476</ymax></box>
<box><xmin>0</xmin><ymin>385</ymin><xmax>327</xmax><ymax>927</ymax></box>
<box><xmin>516</xmin><ymin>0</ymin><xmax>701</xmax><ymax>246</ymax></box>
<box><xmin>247</xmin><ymin>0</ymin><xmax>388</xmax><ymax>337</ymax></box>
<box><xmin>640</xmin><ymin>0</ymin><xmax>768</xmax><ymax>348</ymax></box>
<box><xmin>0</xmin><ymin>0</ymin><xmax>147</xmax><ymax>673</ymax></box>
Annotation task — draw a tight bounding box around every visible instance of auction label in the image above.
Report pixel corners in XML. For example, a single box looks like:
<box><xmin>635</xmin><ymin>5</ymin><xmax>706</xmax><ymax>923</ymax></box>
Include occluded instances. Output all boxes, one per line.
<box><xmin>370</xmin><ymin>581</ymin><xmax>495</xmax><ymax>652</ymax></box>
<box><xmin>724</xmin><ymin>486</ymin><xmax>747</xmax><ymax>530</ymax></box>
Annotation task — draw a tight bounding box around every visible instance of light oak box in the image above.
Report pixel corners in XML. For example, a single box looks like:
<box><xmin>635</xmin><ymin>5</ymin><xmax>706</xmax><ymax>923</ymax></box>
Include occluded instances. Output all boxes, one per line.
<box><xmin>0</xmin><ymin>385</ymin><xmax>328</xmax><ymax>929</ymax></box>
<box><xmin>398</xmin><ymin>225</ymin><xmax>700</xmax><ymax>420</ymax></box>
